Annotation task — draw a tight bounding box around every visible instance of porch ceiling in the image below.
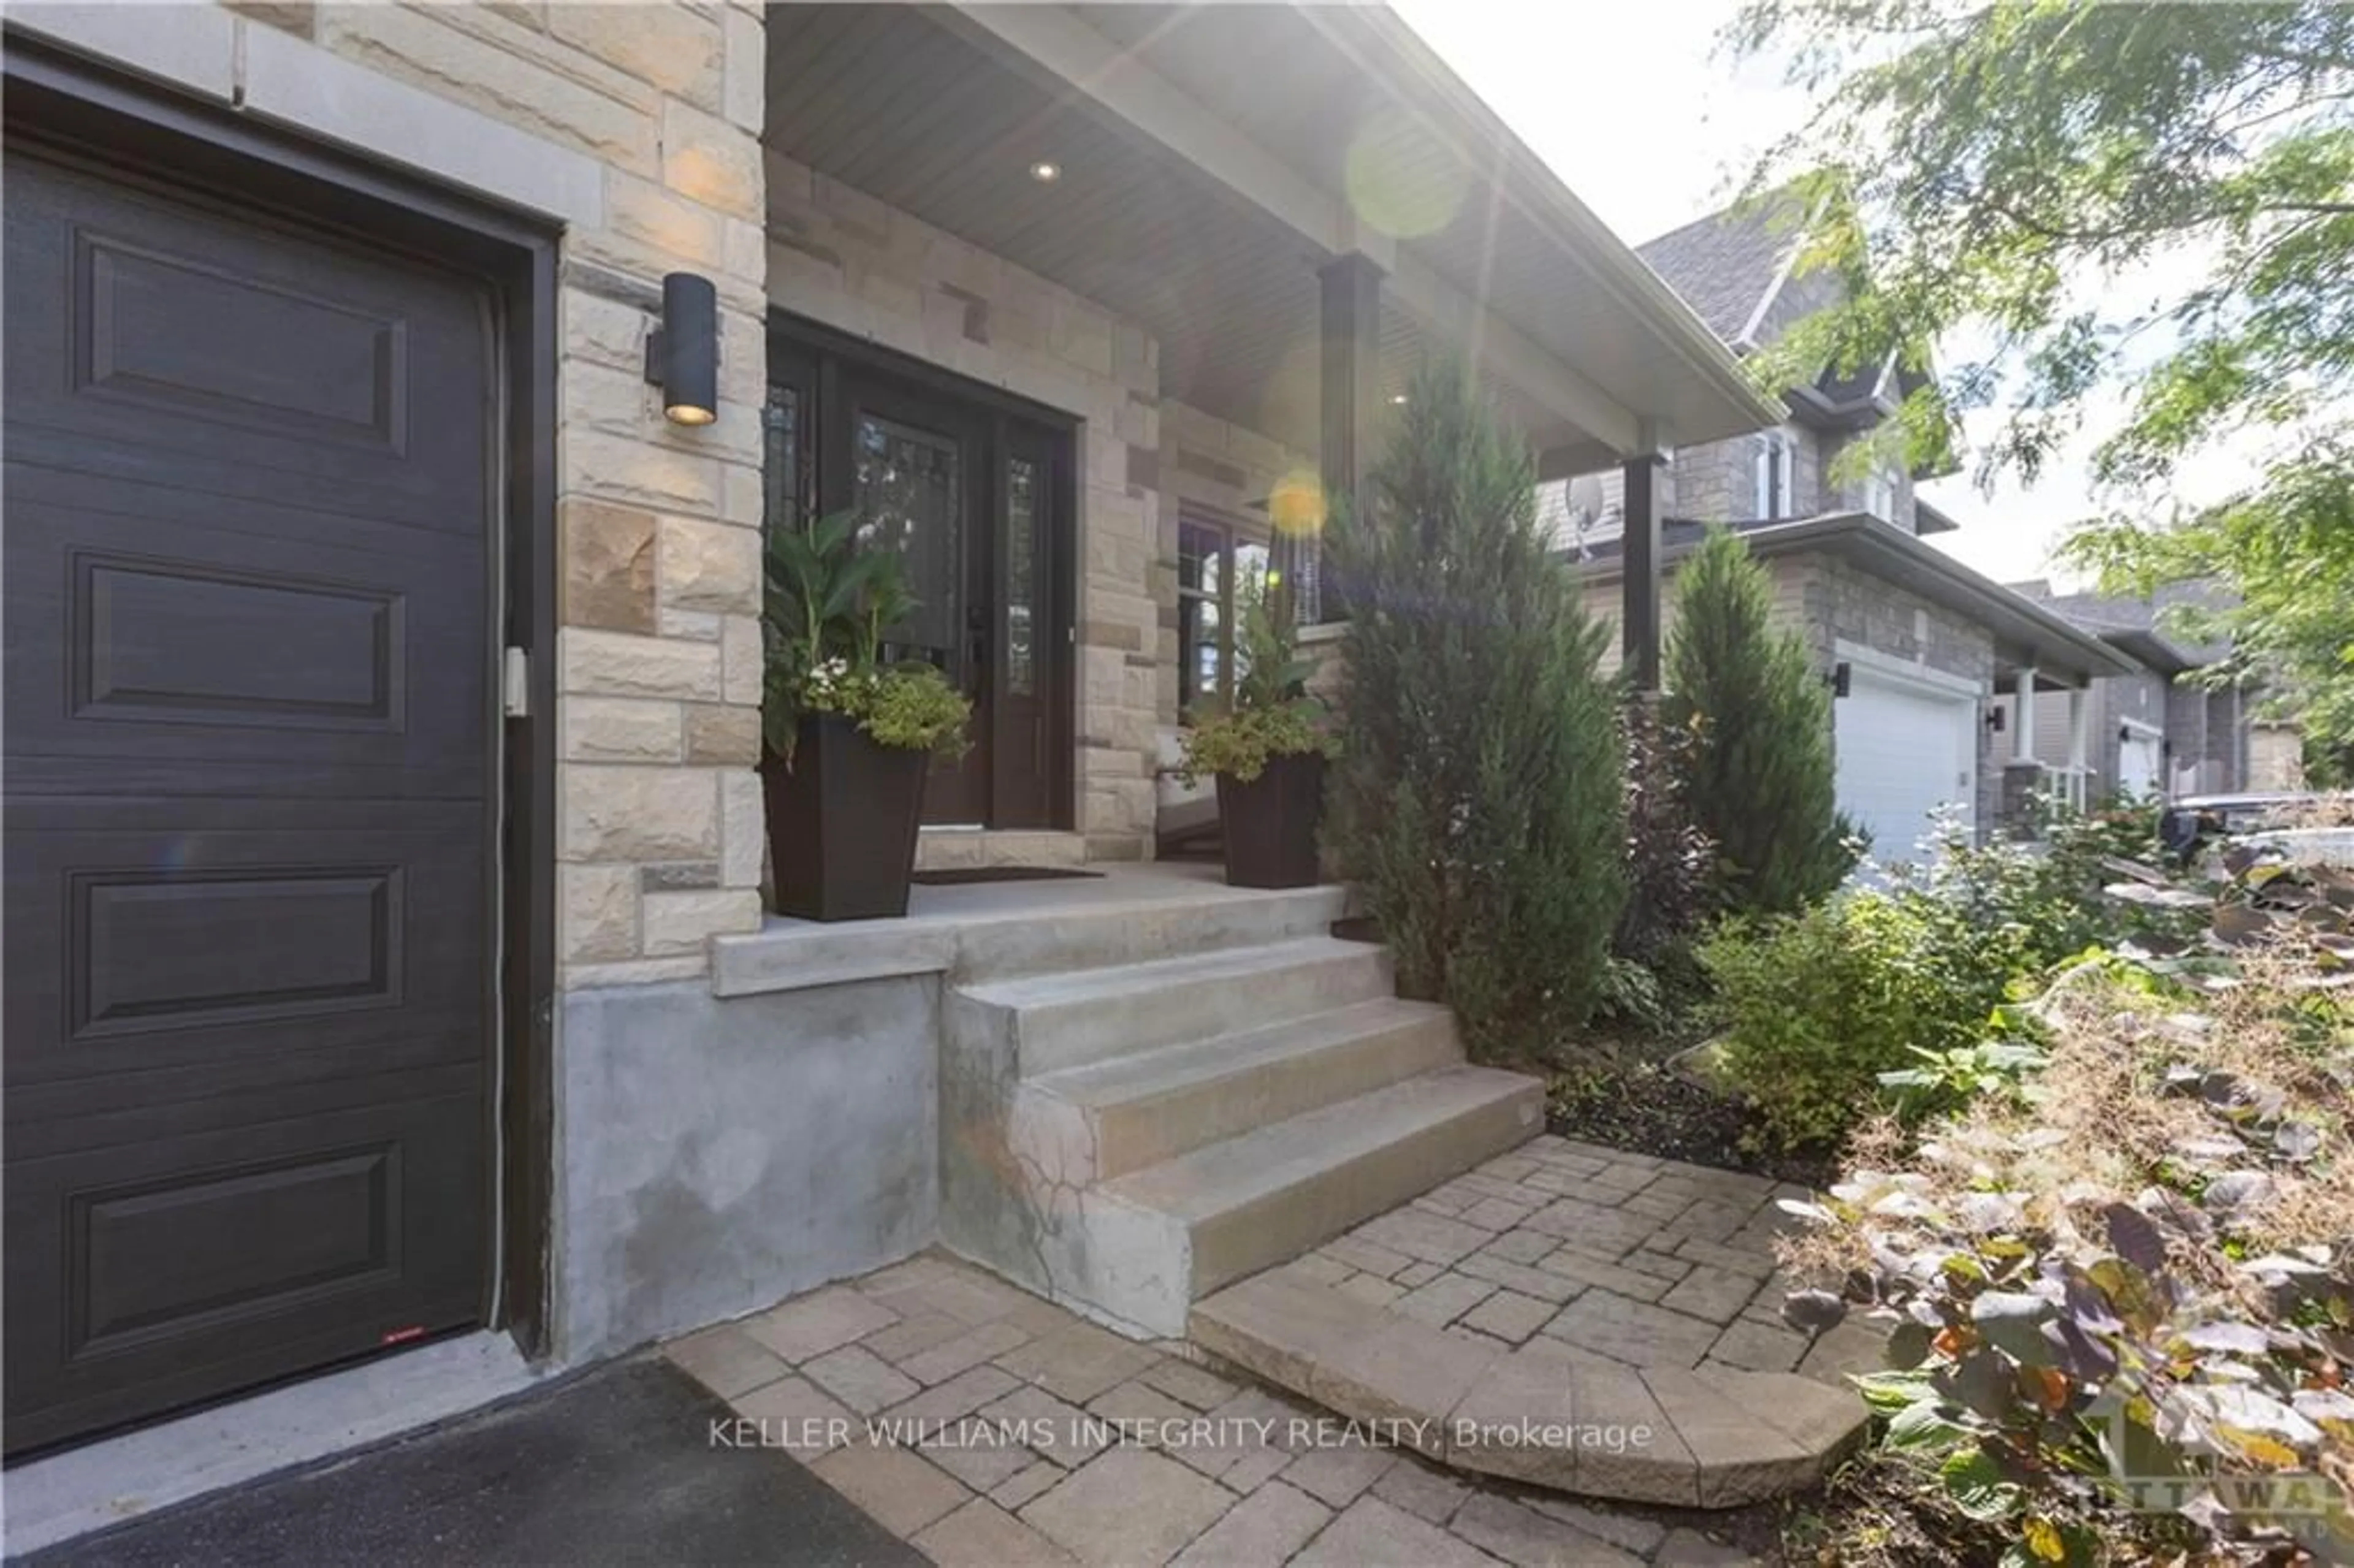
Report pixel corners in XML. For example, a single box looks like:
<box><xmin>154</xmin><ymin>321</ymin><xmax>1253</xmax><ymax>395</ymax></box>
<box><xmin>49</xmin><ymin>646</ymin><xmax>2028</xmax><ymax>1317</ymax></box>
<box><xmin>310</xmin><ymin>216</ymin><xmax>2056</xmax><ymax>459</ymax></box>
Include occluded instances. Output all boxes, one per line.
<box><xmin>765</xmin><ymin>4</ymin><xmax>1324</xmax><ymax>447</ymax></box>
<box><xmin>764</xmin><ymin>5</ymin><xmax>1769</xmax><ymax>465</ymax></box>
<box><xmin>1072</xmin><ymin>4</ymin><xmax>1780</xmax><ymax>454</ymax></box>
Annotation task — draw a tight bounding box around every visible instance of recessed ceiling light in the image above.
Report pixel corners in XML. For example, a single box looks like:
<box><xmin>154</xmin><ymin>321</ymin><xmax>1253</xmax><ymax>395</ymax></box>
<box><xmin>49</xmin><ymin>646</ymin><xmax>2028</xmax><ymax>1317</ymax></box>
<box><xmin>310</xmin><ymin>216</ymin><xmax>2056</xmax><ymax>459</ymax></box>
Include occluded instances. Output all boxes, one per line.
<box><xmin>1029</xmin><ymin>161</ymin><xmax>1062</xmax><ymax>183</ymax></box>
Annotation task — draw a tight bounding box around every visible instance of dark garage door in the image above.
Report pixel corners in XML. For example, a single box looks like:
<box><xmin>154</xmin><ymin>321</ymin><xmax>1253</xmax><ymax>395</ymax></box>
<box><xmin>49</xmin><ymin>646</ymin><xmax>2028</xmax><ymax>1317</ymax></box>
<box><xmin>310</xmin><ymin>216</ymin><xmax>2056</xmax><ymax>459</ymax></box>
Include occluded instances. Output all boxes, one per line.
<box><xmin>3</xmin><ymin>153</ymin><xmax>497</xmax><ymax>1454</ymax></box>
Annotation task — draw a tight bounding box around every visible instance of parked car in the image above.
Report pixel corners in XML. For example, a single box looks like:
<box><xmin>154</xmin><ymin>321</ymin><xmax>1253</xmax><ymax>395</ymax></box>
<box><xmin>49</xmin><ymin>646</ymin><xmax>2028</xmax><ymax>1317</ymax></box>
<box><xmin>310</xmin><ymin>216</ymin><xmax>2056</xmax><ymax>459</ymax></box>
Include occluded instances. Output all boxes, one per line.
<box><xmin>2161</xmin><ymin>791</ymin><xmax>2354</xmax><ymax>863</ymax></box>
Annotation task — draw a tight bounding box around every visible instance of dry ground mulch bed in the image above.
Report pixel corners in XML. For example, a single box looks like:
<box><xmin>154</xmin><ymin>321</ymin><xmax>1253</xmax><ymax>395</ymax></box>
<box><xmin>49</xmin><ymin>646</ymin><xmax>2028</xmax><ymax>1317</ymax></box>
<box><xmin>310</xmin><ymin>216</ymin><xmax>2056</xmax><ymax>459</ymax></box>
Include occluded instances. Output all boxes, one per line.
<box><xmin>1541</xmin><ymin>1053</ymin><xmax>1840</xmax><ymax>1192</ymax></box>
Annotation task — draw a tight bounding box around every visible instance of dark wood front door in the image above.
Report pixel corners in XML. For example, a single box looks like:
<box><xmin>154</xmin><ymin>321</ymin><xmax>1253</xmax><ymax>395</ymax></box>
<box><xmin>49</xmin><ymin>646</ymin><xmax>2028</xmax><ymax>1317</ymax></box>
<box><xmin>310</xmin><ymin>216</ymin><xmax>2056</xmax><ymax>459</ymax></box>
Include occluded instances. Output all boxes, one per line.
<box><xmin>841</xmin><ymin>371</ymin><xmax>992</xmax><ymax>825</ymax></box>
<box><xmin>2</xmin><ymin>154</ymin><xmax>496</xmax><ymax>1454</ymax></box>
<box><xmin>769</xmin><ymin>326</ymin><xmax>1072</xmax><ymax>831</ymax></box>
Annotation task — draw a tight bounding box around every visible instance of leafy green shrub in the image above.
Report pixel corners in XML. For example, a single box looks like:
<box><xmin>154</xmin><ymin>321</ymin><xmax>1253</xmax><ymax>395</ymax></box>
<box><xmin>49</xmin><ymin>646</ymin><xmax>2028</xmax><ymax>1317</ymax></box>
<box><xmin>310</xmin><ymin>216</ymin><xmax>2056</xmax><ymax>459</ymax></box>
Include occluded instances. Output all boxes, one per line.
<box><xmin>1699</xmin><ymin>891</ymin><xmax>2028</xmax><ymax>1152</ymax></box>
<box><xmin>1326</xmin><ymin>360</ymin><xmax>1626</xmax><ymax>1054</ymax></box>
<box><xmin>1874</xmin><ymin>1030</ymin><xmax>2047</xmax><ymax>1122</ymax></box>
<box><xmin>763</xmin><ymin>511</ymin><xmax>970</xmax><ymax>758</ymax></box>
<box><xmin>1176</xmin><ymin>576</ymin><xmax>1336</xmax><ymax>785</ymax></box>
<box><xmin>1664</xmin><ymin>527</ymin><xmax>1859</xmax><ymax>913</ymax></box>
<box><xmin>1897</xmin><ymin>797</ymin><xmax>2196</xmax><ymax>970</ymax></box>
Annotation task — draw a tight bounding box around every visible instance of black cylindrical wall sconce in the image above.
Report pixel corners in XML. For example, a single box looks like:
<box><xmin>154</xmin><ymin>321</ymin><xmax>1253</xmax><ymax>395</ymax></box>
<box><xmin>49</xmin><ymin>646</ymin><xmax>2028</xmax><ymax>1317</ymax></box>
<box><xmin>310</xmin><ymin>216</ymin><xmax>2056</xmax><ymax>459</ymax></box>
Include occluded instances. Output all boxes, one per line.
<box><xmin>645</xmin><ymin>272</ymin><xmax>718</xmax><ymax>427</ymax></box>
<box><xmin>1827</xmin><ymin>661</ymin><xmax>1852</xmax><ymax>699</ymax></box>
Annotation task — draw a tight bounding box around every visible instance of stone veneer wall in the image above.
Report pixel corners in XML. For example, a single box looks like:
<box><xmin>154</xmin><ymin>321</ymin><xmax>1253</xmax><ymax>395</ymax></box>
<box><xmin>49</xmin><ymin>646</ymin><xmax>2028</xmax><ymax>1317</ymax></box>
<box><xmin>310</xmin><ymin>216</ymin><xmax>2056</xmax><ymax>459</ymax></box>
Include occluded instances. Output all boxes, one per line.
<box><xmin>761</xmin><ymin>151</ymin><xmax>1165</xmax><ymax>861</ymax></box>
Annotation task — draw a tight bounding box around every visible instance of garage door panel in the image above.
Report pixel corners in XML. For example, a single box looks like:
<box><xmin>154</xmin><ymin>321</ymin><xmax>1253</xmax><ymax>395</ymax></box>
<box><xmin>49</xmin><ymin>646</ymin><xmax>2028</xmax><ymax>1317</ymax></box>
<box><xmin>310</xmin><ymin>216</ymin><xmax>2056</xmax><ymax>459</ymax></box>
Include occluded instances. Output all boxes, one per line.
<box><xmin>3</xmin><ymin>487</ymin><xmax>486</xmax><ymax>792</ymax></box>
<box><xmin>5</xmin><ymin>1061</ymin><xmax>485</xmax><ymax>1163</ymax></box>
<box><xmin>5</xmin><ymin>162</ymin><xmax>488</xmax><ymax>525</ymax></box>
<box><xmin>5</xmin><ymin>811</ymin><xmax>486</xmax><ymax>1089</ymax></box>
<box><xmin>4</xmin><ymin>151</ymin><xmax>495</xmax><ymax>1453</ymax></box>
<box><xmin>1835</xmin><ymin>669</ymin><xmax>1976</xmax><ymax>865</ymax></box>
<box><xmin>3</xmin><ymin>1086</ymin><xmax>482</xmax><ymax>1452</ymax></box>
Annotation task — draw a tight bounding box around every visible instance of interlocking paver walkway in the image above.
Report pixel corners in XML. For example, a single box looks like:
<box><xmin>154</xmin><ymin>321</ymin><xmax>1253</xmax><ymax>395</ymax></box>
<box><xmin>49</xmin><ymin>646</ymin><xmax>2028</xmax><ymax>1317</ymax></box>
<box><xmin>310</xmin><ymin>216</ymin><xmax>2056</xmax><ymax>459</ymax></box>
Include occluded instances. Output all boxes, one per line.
<box><xmin>1187</xmin><ymin>1136</ymin><xmax>1881</xmax><ymax>1509</ymax></box>
<box><xmin>669</xmin><ymin>1248</ymin><xmax>1766</xmax><ymax>1566</ymax></box>
<box><xmin>1281</xmin><ymin>1136</ymin><xmax>1847</xmax><ymax>1379</ymax></box>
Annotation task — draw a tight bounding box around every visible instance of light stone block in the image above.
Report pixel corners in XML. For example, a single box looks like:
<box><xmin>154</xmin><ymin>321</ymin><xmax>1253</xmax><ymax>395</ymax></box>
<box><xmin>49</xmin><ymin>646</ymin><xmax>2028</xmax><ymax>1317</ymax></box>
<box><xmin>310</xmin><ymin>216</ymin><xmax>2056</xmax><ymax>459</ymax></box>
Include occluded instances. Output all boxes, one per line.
<box><xmin>560</xmin><ymin>862</ymin><xmax>639</xmax><ymax>963</ymax></box>
<box><xmin>721</xmin><ymin>6</ymin><xmax>764</xmax><ymax>132</ymax></box>
<box><xmin>560</xmin><ymin>954</ymin><xmax>708</xmax><ymax>988</ymax></box>
<box><xmin>720</xmin><ymin>614</ymin><xmax>763</xmax><ymax>705</ymax></box>
<box><xmin>316</xmin><ymin>4</ymin><xmax>659</xmax><ymax>175</ymax></box>
<box><xmin>661</xmin><ymin>97</ymin><xmax>762</xmax><ymax>221</ymax></box>
<box><xmin>546</xmin><ymin>2</ymin><xmax>722</xmax><ymax>104</ymax></box>
<box><xmin>562</xmin><ymin>696</ymin><xmax>683</xmax><ymax>763</ymax></box>
<box><xmin>563</xmin><ymin>429</ymin><xmax>720</xmax><ymax>515</ymax></box>
<box><xmin>564</xmin><ymin>289</ymin><xmax>649</xmax><ymax>373</ymax></box>
<box><xmin>562</xmin><ymin>766</ymin><xmax>717</xmax><ymax>862</ymax></box>
<box><xmin>641</xmin><ymin>888</ymin><xmax>761</xmax><ymax>958</ymax></box>
<box><xmin>560</xmin><ymin>628</ymin><xmax>722</xmax><ymax>701</ymax></box>
<box><xmin>658</xmin><ymin>515</ymin><xmax>761</xmax><ymax>614</ymax></box>
<box><xmin>593</xmin><ymin>170</ymin><xmax>730</xmax><ymax>272</ymax></box>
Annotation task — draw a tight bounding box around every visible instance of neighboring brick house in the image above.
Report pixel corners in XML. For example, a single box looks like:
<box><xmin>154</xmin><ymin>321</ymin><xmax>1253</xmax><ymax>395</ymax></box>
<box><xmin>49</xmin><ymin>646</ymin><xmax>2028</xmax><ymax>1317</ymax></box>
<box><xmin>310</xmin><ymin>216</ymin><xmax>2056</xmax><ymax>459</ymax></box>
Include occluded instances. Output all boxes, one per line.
<box><xmin>1547</xmin><ymin>197</ymin><xmax>2136</xmax><ymax>859</ymax></box>
<box><xmin>0</xmin><ymin>0</ymin><xmax>1777</xmax><ymax>1483</ymax></box>
<box><xmin>1998</xmin><ymin>583</ymin><xmax>2304</xmax><ymax>799</ymax></box>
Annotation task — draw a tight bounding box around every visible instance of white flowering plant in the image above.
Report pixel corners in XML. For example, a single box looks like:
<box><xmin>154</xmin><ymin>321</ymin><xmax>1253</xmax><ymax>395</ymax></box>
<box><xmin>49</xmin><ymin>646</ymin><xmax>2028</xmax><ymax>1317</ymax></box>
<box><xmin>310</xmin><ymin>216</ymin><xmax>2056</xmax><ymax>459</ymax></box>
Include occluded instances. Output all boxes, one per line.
<box><xmin>762</xmin><ymin>512</ymin><xmax>970</xmax><ymax>761</ymax></box>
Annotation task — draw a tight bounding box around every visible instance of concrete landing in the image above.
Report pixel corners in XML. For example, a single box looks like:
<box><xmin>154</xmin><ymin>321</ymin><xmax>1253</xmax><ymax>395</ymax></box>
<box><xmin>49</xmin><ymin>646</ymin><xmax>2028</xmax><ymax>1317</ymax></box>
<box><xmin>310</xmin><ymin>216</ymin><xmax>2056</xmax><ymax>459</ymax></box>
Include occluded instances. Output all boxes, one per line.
<box><xmin>1187</xmin><ymin>1136</ymin><xmax>1879</xmax><ymax>1509</ymax></box>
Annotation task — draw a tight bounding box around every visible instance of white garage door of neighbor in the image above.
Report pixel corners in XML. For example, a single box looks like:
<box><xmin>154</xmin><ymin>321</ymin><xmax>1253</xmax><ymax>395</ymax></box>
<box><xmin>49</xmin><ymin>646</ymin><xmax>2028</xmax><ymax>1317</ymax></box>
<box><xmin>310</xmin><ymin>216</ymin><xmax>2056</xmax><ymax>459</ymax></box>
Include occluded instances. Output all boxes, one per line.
<box><xmin>2119</xmin><ymin>733</ymin><xmax>2163</xmax><ymax>799</ymax></box>
<box><xmin>1835</xmin><ymin>668</ymin><xmax>1978</xmax><ymax>864</ymax></box>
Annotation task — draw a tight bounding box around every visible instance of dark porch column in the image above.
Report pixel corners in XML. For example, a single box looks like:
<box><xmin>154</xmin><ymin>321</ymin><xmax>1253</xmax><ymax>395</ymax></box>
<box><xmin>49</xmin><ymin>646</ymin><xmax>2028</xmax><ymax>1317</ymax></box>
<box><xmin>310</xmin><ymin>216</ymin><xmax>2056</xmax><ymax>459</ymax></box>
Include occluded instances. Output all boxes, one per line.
<box><xmin>1293</xmin><ymin>251</ymin><xmax>1382</xmax><ymax>625</ymax></box>
<box><xmin>1621</xmin><ymin>451</ymin><xmax>1668</xmax><ymax>693</ymax></box>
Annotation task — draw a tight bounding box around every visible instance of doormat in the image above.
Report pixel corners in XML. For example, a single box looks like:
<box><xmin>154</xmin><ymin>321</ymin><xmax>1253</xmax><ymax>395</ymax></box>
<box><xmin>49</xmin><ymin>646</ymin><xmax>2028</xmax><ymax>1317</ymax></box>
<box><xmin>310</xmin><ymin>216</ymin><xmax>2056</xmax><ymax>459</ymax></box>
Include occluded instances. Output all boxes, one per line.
<box><xmin>20</xmin><ymin>1359</ymin><xmax>923</xmax><ymax>1567</ymax></box>
<box><xmin>910</xmin><ymin>866</ymin><xmax>1104</xmax><ymax>885</ymax></box>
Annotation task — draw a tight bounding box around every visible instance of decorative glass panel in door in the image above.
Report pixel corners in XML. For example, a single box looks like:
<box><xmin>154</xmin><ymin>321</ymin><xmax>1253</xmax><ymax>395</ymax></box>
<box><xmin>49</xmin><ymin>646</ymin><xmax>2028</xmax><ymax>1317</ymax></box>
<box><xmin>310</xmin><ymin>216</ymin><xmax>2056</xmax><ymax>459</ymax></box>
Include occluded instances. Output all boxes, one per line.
<box><xmin>991</xmin><ymin>432</ymin><xmax>1057</xmax><ymax>827</ymax></box>
<box><xmin>855</xmin><ymin>413</ymin><xmax>962</xmax><ymax>672</ymax></box>
<box><xmin>848</xmin><ymin>390</ymin><xmax>988</xmax><ymax>828</ymax></box>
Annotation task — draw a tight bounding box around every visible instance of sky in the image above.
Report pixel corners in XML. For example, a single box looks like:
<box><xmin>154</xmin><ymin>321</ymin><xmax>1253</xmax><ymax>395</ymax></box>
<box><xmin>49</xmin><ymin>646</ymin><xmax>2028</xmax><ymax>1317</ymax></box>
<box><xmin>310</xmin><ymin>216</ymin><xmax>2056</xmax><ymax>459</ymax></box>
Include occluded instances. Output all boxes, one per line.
<box><xmin>1391</xmin><ymin>0</ymin><xmax>2266</xmax><ymax>591</ymax></box>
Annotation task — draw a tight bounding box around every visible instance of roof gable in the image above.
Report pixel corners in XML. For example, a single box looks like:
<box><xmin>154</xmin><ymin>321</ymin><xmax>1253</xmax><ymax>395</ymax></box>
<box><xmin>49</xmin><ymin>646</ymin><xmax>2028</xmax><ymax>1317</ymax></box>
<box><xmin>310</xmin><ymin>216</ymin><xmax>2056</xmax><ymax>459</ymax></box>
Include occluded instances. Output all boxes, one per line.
<box><xmin>1635</xmin><ymin>192</ymin><xmax>1811</xmax><ymax>348</ymax></box>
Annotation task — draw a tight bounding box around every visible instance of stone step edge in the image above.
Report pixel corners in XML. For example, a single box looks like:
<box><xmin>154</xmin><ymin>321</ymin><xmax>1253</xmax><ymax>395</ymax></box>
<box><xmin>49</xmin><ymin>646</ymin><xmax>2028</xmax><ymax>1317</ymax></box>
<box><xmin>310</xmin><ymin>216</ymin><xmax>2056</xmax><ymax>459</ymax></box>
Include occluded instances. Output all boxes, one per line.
<box><xmin>1187</xmin><ymin>1265</ymin><xmax>1868</xmax><ymax>1510</ymax></box>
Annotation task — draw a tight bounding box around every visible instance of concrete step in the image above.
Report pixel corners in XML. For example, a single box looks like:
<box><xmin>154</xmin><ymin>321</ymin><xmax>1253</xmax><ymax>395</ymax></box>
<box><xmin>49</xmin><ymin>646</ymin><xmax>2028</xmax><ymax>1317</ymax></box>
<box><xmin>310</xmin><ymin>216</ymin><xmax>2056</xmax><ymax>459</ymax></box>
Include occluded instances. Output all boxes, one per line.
<box><xmin>1017</xmin><ymin>999</ymin><xmax>1463</xmax><ymax>1184</ymax></box>
<box><xmin>713</xmin><ymin>877</ymin><xmax>1350</xmax><ymax>998</ymax></box>
<box><xmin>952</xmin><ymin>937</ymin><xmax>1394</xmax><ymax>1077</ymax></box>
<box><xmin>1099</xmin><ymin>1064</ymin><xmax>1544</xmax><ymax>1324</ymax></box>
<box><xmin>1190</xmin><ymin>1266</ymin><xmax>1868</xmax><ymax>1507</ymax></box>
<box><xmin>952</xmin><ymin>883</ymin><xmax>1350</xmax><ymax>983</ymax></box>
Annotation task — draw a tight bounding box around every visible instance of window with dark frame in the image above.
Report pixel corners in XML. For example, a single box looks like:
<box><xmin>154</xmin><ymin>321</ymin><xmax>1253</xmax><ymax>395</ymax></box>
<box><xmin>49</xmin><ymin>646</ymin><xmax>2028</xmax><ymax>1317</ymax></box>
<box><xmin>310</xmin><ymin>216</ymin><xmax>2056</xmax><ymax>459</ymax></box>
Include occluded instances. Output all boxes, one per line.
<box><xmin>1752</xmin><ymin>428</ymin><xmax>1797</xmax><ymax>520</ymax></box>
<box><xmin>1177</xmin><ymin>512</ymin><xmax>1270</xmax><ymax>715</ymax></box>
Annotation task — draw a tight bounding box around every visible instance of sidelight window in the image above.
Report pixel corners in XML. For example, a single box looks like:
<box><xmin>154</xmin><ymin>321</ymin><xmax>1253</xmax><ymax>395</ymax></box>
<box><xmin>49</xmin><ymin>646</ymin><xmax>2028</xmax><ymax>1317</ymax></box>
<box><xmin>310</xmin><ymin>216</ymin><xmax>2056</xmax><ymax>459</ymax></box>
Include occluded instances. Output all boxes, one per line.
<box><xmin>1177</xmin><ymin>513</ymin><xmax>1270</xmax><ymax>714</ymax></box>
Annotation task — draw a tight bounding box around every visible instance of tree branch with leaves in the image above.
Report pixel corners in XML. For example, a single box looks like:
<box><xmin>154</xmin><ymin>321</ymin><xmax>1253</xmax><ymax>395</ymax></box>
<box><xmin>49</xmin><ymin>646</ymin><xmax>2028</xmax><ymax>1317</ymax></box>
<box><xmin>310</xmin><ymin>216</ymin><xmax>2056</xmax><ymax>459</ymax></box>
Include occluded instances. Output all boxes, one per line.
<box><xmin>1728</xmin><ymin>0</ymin><xmax>2354</xmax><ymax>780</ymax></box>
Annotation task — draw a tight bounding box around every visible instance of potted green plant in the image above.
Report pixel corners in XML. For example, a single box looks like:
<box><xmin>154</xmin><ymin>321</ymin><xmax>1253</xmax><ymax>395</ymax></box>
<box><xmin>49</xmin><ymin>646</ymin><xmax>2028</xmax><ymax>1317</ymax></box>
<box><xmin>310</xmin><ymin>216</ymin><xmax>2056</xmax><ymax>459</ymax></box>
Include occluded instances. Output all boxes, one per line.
<box><xmin>761</xmin><ymin>511</ymin><xmax>970</xmax><ymax>921</ymax></box>
<box><xmin>1176</xmin><ymin>577</ymin><xmax>1338</xmax><ymax>888</ymax></box>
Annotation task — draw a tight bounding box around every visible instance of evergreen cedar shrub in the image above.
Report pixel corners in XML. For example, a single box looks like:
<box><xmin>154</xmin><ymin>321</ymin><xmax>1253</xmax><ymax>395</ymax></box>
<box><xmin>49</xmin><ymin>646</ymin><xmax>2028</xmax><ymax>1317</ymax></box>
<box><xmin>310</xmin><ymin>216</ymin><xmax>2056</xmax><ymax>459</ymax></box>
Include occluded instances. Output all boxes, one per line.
<box><xmin>1324</xmin><ymin>360</ymin><xmax>1626</xmax><ymax>1056</ymax></box>
<box><xmin>1664</xmin><ymin>527</ymin><xmax>1857</xmax><ymax>913</ymax></box>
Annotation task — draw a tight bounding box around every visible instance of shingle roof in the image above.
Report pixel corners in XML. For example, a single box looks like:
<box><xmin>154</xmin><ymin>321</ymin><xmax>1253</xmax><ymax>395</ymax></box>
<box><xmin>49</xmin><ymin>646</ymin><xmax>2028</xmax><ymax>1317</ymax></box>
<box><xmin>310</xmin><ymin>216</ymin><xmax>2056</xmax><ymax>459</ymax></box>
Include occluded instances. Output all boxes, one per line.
<box><xmin>1634</xmin><ymin>196</ymin><xmax>1804</xmax><ymax>346</ymax></box>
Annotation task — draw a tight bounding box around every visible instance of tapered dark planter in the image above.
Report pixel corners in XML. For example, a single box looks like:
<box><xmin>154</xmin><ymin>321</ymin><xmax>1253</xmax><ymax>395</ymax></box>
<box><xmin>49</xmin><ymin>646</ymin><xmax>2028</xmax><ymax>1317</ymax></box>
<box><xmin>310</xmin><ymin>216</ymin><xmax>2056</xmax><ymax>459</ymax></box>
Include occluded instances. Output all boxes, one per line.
<box><xmin>1216</xmin><ymin>752</ymin><xmax>1327</xmax><ymax>889</ymax></box>
<box><xmin>761</xmin><ymin>714</ymin><xmax>928</xmax><ymax>921</ymax></box>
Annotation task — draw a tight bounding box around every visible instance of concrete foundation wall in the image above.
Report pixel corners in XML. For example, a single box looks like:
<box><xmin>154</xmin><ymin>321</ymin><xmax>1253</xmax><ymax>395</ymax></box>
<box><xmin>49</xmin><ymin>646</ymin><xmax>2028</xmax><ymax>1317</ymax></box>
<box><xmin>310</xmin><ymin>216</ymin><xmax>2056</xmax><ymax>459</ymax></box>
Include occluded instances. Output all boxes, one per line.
<box><xmin>554</xmin><ymin>976</ymin><xmax>940</xmax><ymax>1362</ymax></box>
